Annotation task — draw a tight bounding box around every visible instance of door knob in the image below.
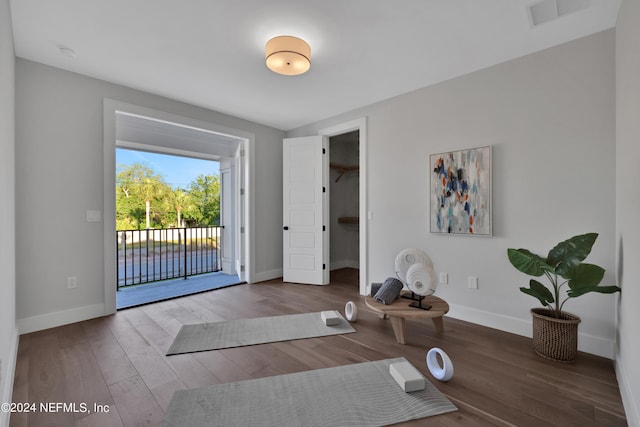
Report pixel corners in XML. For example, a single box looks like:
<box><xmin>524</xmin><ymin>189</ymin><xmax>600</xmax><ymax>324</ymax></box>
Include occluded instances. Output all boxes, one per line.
<box><xmin>283</xmin><ymin>226</ymin><xmax>289</xmax><ymax>230</ymax></box>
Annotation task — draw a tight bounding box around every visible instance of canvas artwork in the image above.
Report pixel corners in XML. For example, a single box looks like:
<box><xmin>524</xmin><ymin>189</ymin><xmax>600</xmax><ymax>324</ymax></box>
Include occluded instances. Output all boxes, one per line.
<box><xmin>430</xmin><ymin>146</ymin><xmax>492</xmax><ymax>236</ymax></box>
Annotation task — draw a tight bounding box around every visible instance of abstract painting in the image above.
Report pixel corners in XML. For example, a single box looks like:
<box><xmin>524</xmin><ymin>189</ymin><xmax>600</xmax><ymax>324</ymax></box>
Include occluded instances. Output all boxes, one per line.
<box><xmin>430</xmin><ymin>146</ymin><xmax>492</xmax><ymax>236</ymax></box>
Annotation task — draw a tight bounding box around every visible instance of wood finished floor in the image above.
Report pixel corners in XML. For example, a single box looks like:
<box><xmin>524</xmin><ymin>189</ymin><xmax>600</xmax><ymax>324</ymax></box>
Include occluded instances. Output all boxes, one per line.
<box><xmin>10</xmin><ymin>269</ymin><xmax>627</xmax><ymax>427</ymax></box>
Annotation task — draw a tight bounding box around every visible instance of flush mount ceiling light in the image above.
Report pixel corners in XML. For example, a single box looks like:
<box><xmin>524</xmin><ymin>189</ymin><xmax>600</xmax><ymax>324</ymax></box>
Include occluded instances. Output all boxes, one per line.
<box><xmin>265</xmin><ymin>36</ymin><xmax>311</xmax><ymax>76</ymax></box>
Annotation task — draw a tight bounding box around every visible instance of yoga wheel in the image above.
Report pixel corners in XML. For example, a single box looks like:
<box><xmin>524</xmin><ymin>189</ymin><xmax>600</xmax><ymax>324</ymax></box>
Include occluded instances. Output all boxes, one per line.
<box><xmin>426</xmin><ymin>347</ymin><xmax>454</xmax><ymax>381</ymax></box>
<box><xmin>345</xmin><ymin>301</ymin><xmax>358</xmax><ymax>321</ymax></box>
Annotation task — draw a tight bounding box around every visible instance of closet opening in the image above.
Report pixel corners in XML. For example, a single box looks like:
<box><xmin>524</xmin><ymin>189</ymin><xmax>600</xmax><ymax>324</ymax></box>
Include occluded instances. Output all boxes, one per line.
<box><xmin>329</xmin><ymin>130</ymin><xmax>360</xmax><ymax>286</ymax></box>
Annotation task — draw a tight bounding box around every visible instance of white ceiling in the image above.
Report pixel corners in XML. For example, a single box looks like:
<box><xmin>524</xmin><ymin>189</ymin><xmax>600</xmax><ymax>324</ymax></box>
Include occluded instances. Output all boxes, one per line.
<box><xmin>9</xmin><ymin>0</ymin><xmax>620</xmax><ymax>131</ymax></box>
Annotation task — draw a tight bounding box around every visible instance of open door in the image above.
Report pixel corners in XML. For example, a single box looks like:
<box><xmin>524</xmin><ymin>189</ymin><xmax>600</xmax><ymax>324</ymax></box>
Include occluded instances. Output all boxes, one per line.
<box><xmin>220</xmin><ymin>158</ymin><xmax>235</xmax><ymax>274</ymax></box>
<box><xmin>283</xmin><ymin>136</ymin><xmax>329</xmax><ymax>285</ymax></box>
<box><xmin>235</xmin><ymin>143</ymin><xmax>246</xmax><ymax>281</ymax></box>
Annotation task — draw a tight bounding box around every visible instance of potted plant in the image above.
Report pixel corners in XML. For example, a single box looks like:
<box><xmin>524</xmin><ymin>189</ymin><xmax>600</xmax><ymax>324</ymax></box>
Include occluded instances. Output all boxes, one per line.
<box><xmin>507</xmin><ymin>233</ymin><xmax>621</xmax><ymax>362</ymax></box>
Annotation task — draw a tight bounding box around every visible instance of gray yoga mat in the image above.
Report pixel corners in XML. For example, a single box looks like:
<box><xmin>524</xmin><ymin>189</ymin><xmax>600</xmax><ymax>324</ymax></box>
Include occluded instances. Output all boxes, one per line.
<box><xmin>162</xmin><ymin>357</ymin><xmax>457</xmax><ymax>427</ymax></box>
<box><xmin>166</xmin><ymin>311</ymin><xmax>355</xmax><ymax>355</ymax></box>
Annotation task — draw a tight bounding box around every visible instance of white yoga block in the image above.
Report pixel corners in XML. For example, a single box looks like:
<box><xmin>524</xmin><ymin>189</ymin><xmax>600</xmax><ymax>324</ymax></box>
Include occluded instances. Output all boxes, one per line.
<box><xmin>321</xmin><ymin>310</ymin><xmax>342</xmax><ymax>326</ymax></box>
<box><xmin>389</xmin><ymin>361</ymin><xmax>426</xmax><ymax>392</ymax></box>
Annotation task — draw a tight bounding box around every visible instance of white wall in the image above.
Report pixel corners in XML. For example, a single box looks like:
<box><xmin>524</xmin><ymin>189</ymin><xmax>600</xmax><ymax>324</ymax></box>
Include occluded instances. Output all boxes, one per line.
<box><xmin>288</xmin><ymin>30</ymin><xmax>617</xmax><ymax>358</ymax></box>
<box><xmin>15</xmin><ymin>59</ymin><xmax>284</xmax><ymax>331</ymax></box>
<box><xmin>0</xmin><ymin>0</ymin><xmax>17</xmax><ymax>425</ymax></box>
<box><xmin>615</xmin><ymin>0</ymin><xmax>640</xmax><ymax>424</ymax></box>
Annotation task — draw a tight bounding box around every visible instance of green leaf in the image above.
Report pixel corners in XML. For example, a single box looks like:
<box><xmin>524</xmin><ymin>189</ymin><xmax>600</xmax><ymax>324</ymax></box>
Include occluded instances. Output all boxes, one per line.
<box><xmin>508</xmin><ymin>248</ymin><xmax>552</xmax><ymax>277</ymax></box>
<box><xmin>567</xmin><ymin>263</ymin><xmax>605</xmax><ymax>289</ymax></box>
<box><xmin>567</xmin><ymin>285</ymin><xmax>621</xmax><ymax>298</ymax></box>
<box><xmin>520</xmin><ymin>279</ymin><xmax>555</xmax><ymax>306</ymax></box>
<box><xmin>547</xmin><ymin>233</ymin><xmax>598</xmax><ymax>276</ymax></box>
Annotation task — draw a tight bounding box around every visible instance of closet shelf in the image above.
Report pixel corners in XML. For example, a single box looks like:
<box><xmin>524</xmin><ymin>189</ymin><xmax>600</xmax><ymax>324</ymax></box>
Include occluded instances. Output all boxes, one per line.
<box><xmin>338</xmin><ymin>216</ymin><xmax>359</xmax><ymax>225</ymax></box>
<box><xmin>330</xmin><ymin>163</ymin><xmax>358</xmax><ymax>182</ymax></box>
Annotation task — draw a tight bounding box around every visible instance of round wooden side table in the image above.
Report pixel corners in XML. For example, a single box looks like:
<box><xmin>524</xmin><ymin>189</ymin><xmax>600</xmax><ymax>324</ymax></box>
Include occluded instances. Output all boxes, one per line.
<box><xmin>365</xmin><ymin>293</ymin><xmax>449</xmax><ymax>344</ymax></box>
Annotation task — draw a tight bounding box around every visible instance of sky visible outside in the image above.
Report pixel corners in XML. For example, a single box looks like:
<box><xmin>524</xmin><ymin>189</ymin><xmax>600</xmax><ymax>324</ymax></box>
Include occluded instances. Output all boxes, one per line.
<box><xmin>116</xmin><ymin>148</ymin><xmax>220</xmax><ymax>189</ymax></box>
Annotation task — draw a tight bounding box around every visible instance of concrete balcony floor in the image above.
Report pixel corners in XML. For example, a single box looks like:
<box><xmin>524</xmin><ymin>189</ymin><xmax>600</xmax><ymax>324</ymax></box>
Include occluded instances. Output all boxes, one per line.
<box><xmin>116</xmin><ymin>271</ymin><xmax>242</xmax><ymax>309</ymax></box>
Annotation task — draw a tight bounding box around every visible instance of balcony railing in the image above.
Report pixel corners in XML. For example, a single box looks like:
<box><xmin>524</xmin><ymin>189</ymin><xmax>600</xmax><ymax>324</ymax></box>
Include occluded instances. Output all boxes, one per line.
<box><xmin>116</xmin><ymin>226</ymin><xmax>221</xmax><ymax>289</ymax></box>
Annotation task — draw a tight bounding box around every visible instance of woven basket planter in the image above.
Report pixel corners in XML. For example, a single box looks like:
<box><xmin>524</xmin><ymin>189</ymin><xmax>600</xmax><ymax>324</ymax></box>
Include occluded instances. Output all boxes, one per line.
<box><xmin>531</xmin><ymin>308</ymin><xmax>581</xmax><ymax>363</ymax></box>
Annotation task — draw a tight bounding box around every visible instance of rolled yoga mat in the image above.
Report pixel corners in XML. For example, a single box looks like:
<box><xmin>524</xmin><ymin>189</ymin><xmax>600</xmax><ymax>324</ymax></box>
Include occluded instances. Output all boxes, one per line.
<box><xmin>370</xmin><ymin>282</ymin><xmax>383</xmax><ymax>296</ymax></box>
<box><xmin>374</xmin><ymin>277</ymin><xmax>404</xmax><ymax>304</ymax></box>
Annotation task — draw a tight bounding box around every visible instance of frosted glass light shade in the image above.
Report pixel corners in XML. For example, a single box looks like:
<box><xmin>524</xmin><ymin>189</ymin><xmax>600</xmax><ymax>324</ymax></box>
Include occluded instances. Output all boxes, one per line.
<box><xmin>265</xmin><ymin>36</ymin><xmax>311</xmax><ymax>75</ymax></box>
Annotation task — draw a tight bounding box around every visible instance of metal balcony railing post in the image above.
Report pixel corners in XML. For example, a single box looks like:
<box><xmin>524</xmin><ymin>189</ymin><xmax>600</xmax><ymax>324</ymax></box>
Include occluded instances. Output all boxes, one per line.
<box><xmin>183</xmin><ymin>227</ymin><xmax>187</xmax><ymax>280</ymax></box>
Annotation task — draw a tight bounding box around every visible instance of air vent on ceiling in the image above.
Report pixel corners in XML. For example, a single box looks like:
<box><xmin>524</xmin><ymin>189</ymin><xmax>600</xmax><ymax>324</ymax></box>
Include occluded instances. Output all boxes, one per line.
<box><xmin>528</xmin><ymin>0</ymin><xmax>587</xmax><ymax>27</ymax></box>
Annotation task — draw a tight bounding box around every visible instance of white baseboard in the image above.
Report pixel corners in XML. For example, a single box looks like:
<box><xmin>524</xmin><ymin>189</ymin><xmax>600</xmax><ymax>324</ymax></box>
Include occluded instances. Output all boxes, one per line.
<box><xmin>447</xmin><ymin>303</ymin><xmax>614</xmax><ymax>359</ymax></box>
<box><xmin>576</xmin><ymin>332</ymin><xmax>616</xmax><ymax>359</ymax></box>
<box><xmin>615</xmin><ymin>358</ymin><xmax>639</xmax><ymax>427</ymax></box>
<box><xmin>0</xmin><ymin>329</ymin><xmax>18</xmax><ymax>427</ymax></box>
<box><xmin>252</xmin><ymin>268</ymin><xmax>283</xmax><ymax>284</ymax></box>
<box><xmin>253</xmin><ymin>262</ymin><xmax>358</xmax><ymax>283</ymax></box>
<box><xmin>447</xmin><ymin>303</ymin><xmax>532</xmax><ymax>337</ymax></box>
<box><xmin>17</xmin><ymin>303</ymin><xmax>106</xmax><ymax>335</ymax></box>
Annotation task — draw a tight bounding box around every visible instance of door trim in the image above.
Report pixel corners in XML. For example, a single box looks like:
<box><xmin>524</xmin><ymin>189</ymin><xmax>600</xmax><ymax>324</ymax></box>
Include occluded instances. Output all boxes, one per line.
<box><xmin>319</xmin><ymin>117</ymin><xmax>368</xmax><ymax>295</ymax></box>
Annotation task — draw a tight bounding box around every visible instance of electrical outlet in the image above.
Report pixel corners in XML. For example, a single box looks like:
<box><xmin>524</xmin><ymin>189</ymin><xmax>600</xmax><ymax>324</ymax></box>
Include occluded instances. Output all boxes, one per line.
<box><xmin>468</xmin><ymin>276</ymin><xmax>478</xmax><ymax>290</ymax></box>
<box><xmin>67</xmin><ymin>276</ymin><xmax>78</xmax><ymax>289</ymax></box>
<box><xmin>439</xmin><ymin>272</ymin><xmax>448</xmax><ymax>284</ymax></box>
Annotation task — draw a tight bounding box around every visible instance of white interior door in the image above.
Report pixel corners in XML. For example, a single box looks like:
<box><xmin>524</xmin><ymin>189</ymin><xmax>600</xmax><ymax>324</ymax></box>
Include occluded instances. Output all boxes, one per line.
<box><xmin>220</xmin><ymin>159</ymin><xmax>235</xmax><ymax>274</ymax></box>
<box><xmin>235</xmin><ymin>143</ymin><xmax>246</xmax><ymax>281</ymax></box>
<box><xmin>283</xmin><ymin>136</ymin><xmax>329</xmax><ymax>285</ymax></box>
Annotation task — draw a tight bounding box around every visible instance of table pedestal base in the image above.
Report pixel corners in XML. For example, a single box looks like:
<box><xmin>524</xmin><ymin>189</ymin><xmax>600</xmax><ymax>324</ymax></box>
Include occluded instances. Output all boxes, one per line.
<box><xmin>365</xmin><ymin>293</ymin><xmax>449</xmax><ymax>345</ymax></box>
